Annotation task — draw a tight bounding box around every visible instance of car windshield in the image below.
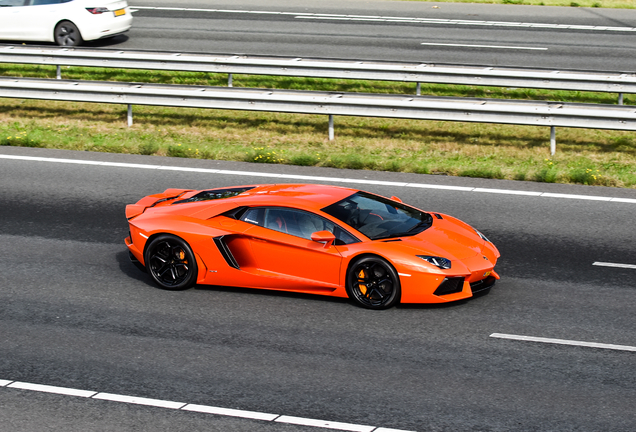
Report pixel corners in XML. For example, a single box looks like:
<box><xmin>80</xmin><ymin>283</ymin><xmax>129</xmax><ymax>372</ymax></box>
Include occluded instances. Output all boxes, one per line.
<box><xmin>322</xmin><ymin>192</ymin><xmax>433</xmax><ymax>240</ymax></box>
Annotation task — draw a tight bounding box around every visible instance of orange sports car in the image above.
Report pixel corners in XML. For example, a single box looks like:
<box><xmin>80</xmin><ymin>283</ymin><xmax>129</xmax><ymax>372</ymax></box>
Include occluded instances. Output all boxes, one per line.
<box><xmin>125</xmin><ymin>184</ymin><xmax>500</xmax><ymax>309</ymax></box>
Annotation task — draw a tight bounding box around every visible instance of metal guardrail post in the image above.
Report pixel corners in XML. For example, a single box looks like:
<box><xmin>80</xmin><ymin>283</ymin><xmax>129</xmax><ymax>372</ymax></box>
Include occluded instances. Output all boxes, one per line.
<box><xmin>619</xmin><ymin>93</ymin><xmax>624</xmax><ymax>105</ymax></box>
<box><xmin>550</xmin><ymin>126</ymin><xmax>556</xmax><ymax>155</ymax></box>
<box><xmin>56</xmin><ymin>65</ymin><xmax>61</xmax><ymax>80</ymax></box>
<box><xmin>416</xmin><ymin>82</ymin><xmax>421</xmax><ymax>96</ymax></box>
<box><xmin>228</xmin><ymin>74</ymin><xmax>233</xmax><ymax>87</ymax></box>
<box><xmin>328</xmin><ymin>115</ymin><xmax>334</xmax><ymax>141</ymax></box>
<box><xmin>127</xmin><ymin>104</ymin><xmax>133</xmax><ymax>127</ymax></box>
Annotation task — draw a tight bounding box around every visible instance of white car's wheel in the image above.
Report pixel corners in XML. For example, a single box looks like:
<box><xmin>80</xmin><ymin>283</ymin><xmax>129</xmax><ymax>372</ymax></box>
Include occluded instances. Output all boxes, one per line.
<box><xmin>54</xmin><ymin>21</ymin><xmax>83</xmax><ymax>46</ymax></box>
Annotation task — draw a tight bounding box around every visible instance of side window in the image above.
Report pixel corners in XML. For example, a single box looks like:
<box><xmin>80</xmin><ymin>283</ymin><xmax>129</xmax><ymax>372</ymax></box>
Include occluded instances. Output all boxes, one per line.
<box><xmin>242</xmin><ymin>207</ymin><xmax>359</xmax><ymax>244</ymax></box>
<box><xmin>31</xmin><ymin>0</ymin><xmax>62</xmax><ymax>5</ymax></box>
<box><xmin>0</xmin><ymin>0</ymin><xmax>27</xmax><ymax>6</ymax></box>
<box><xmin>333</xmin><ymin>226</ymin><xmax>358</xmax><ymax>245</ymax></box>
<box><xmin>241</xmin><ymin>207</ymin><xmax>265</xmax><ymax>226</ymax></box>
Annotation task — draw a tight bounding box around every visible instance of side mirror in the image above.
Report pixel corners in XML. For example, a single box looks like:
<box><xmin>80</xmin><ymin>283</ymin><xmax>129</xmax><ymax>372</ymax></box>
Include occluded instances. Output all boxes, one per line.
<box><xmin>391</xmin><ymin>196</ymin><xmax>402</xmax><ymax>203</ymax></box>
<box><xmin>311</xmin><ymin>230</ymin><xmax>336</xmax><ymax>248</ymax></box>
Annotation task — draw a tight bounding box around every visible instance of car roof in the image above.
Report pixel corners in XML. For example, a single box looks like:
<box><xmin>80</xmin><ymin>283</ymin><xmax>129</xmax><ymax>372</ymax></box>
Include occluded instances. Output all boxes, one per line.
<box><xmin>148</xmin><ymin>183</ymin><xmax>360</xmax><ymax>217</ymax></box>
<box><xmin>227</xmin><ymin>183</ymin><xmax>358</xmax><ymax>211</ymax></box>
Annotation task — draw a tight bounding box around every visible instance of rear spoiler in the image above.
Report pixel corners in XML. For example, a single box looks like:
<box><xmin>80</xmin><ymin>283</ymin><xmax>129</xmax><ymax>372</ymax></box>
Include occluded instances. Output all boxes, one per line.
<box><xmin>126</xmin><ymin>188</ymin><xmax>193</xmax><ymax>220</ymax></box>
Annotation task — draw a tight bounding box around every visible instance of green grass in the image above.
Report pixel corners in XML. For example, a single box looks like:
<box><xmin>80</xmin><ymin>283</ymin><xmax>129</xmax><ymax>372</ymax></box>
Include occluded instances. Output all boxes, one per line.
<box><xmin>1</xmin><ymin>64</ymin><xmax>635</xmax><ymax>188</ymax></box>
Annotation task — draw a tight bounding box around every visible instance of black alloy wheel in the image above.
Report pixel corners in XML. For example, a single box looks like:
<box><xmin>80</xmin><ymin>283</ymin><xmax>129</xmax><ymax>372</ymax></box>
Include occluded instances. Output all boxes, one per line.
<box><xmin>346</xmin><ymin>256</ymin><xmax>401</xmax><ymax>309</ymax></box>
<box><xmin>54</xmin><ymin>21</ymin><xmax>83</xmax><ymax>46</ymax></box>
<box><xmin>144</xmin><ymin>235</ymin><xmax>198</xmax><ymax>291</ymax></box>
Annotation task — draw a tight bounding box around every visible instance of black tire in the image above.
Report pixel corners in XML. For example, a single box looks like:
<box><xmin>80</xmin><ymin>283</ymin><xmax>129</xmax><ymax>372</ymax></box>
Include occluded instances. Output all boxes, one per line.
<box><xmin>54</xmin><ymin>21</ymin><xmax>83</xmax><ymax>46</ymax></box>
<box><xmin>144</xmin><ymin>235</ymin><xmax>198</xmax><ymax>291</ymax></box>
<box><xmin>346</xmin><ymin>256</ymin><xmax>401</xmax><ymax>309</ymax></box>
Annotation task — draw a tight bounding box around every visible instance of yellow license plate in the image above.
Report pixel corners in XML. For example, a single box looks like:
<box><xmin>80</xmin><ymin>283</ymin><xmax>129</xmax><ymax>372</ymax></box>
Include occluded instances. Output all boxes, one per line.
<box><xmin>114</xmin><ymin>8</ymin><xmax>126</xmax><ymax>17</ymax></box>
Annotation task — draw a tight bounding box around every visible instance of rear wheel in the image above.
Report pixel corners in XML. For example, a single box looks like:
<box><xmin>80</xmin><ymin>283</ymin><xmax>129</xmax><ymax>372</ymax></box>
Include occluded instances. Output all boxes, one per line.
<box><xmin>144</xmin><ymin>235</ymin><xmax>197</xmax><ymax>291</ymax></box>
<box><xmin>54</xmin><ymin>21</ymin><xmax>83</xmax><ymax>46</ymax></box>
<box><xmin>346</xmin><ymin>256</ymin><xmax>401</xmax><ymax>309</ymax></box>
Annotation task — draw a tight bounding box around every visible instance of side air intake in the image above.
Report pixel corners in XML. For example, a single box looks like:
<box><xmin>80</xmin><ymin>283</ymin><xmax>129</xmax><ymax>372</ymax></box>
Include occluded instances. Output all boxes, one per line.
<box><xmin>433</xmin><ymin>277</ymin><xmax>465</xmax><ymax>296</ymax></box>
<box><xmin>213</xmin><ymin>236</ymin><xmax>240</xmax><ymax>269</ymax></box>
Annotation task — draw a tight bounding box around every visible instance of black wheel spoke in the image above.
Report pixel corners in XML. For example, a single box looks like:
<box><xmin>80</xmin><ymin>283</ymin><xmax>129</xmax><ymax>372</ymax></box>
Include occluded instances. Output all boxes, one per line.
<box><xmin>348</xmin><ymin>257</ymin><xmax>400</xmax><ymax>309</ymax></box>
<box><xmin>146</xmin><ymin>236</ymin><xmax>197</xmax><ymax>290</ymax></box>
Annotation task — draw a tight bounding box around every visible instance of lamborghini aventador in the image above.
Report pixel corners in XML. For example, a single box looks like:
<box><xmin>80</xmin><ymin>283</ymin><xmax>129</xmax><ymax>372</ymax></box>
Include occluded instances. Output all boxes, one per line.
<box><xmin>125</xmin><ymin>184</ymin><xmax>500</xmax><ymax>309</ymax></box>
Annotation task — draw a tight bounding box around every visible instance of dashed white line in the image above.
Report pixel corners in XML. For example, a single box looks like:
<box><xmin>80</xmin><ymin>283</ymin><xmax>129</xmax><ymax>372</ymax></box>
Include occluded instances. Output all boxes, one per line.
<box><xmin>490</xmin><ymin>333</ymin><xmax>636</xmax><ymax>352</ymax></box>
<box><xmin>181</xmin><ymin>404</ymin><xmax>279</xmax><ymax>421</ymax></box>
<box><xmin>8</xmin><ymin>382</ymin><xmax>97</xmax><ymax>398</ymax></box>
<box><xmin>420</xmin><ymin>42</ymin><xmax>547</xmax><ymax>51</ymax></box>
<box><xmin>1</xmin><ymin>154</ymin><xmax>635</xmax><ymax>204</ymax></box>
<box><xmin>130</xmin><ymin>6</ymin><xmax>636</xmax><ymax>33</ymax></box>
<box><xmin>92</xmin><ymin>393</ymin><xmax>186</xmax><ymax>409</ymax></box>
<box><xmin>1</xmin><ymin>379</ymin><xmax>415</xmax><ymax>432</ymax></box>
<box><xmin>275</xmin><ymin>416</ymin><xmax>375</xmax><ymax>432</ymax></box>
<box><xmin>593</xmin><ymin>262</ymin><xmax>636</xmax><ymax>270</ymax></box>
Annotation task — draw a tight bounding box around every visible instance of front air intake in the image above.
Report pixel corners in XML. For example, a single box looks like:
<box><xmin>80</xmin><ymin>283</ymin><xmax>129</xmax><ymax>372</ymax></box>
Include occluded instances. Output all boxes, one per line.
<box><xmin>433</xmin><ymin>277</ymin><xmax>465</xmax><ymax>296</ymax></box>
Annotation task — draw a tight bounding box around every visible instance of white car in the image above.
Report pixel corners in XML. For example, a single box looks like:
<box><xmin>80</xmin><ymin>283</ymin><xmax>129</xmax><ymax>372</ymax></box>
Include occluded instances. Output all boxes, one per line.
<box><xmin>0</xmin><ymin>0</ymin><xmax>132</xmax><ymax>46</ymax></box>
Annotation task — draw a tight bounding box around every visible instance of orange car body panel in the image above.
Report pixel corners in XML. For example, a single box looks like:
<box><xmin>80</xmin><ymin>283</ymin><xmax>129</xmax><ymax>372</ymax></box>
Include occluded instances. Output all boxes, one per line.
<box><xmin>125</xmin><ymin>184</ymin><xmax>500</xmax><ymax>304</ymax></box>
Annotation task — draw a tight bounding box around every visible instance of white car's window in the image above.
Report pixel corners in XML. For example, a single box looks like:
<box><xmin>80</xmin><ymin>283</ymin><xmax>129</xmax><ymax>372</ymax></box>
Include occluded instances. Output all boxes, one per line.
<box><xmin>31</xmin><ymin>0</ymin><xmax>65</xmax><ymax>5</ymax></box>
<box><xmin>0</xmin><ymin>0</ymin><xmax>27</xmax><ymax>6</ymax></box>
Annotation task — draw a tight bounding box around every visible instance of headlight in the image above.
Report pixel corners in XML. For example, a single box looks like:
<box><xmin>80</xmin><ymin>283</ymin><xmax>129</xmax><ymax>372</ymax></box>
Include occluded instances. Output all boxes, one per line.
<box><xmin>417</xmin><ymin>255</ymin><xmax>451</xmax><ymax>269</ymax></box>
<box><xmin>474</xmin><ymin>229</ymin><xmax>490</xmax><ymax>243</ymax></box>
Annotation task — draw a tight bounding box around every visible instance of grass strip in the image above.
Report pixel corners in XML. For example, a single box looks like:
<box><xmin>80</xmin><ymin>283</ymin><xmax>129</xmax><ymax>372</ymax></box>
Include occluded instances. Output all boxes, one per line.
<box><xmin>1</xmin><ymin>65</ymin><xmax>635</xmax><ymax>188</ymax></box>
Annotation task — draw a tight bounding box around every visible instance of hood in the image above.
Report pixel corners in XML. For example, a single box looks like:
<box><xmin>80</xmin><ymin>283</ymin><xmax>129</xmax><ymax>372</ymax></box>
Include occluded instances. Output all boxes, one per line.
<box><xmin>391</xmin><ymin>216</ymin><xmax>485</xmax><ymax>260</ymax></box>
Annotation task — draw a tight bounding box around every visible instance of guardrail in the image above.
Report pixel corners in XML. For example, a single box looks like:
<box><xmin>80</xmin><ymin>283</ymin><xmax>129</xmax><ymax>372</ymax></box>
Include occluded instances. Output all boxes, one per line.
<box><xmin>1</xmin><ymin>45</ymin><xmax>635</xmax><ymax>104</ymax></box>
<box><xmin>1</xmin><ymin>77</ymin><xmax>635</xmax><ymax>155</ymax></box>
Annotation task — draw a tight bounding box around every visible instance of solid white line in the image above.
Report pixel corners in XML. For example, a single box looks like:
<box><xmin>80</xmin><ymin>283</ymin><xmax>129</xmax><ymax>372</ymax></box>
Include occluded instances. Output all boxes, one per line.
<box><xmin>593</xmin><ymin>262</ymin><xmax>636</xmax><ymax>270</ymax></box>
<box><xmin>540</xmin><ymin>192</ymin><xmax>611</xmax><ymax>201</ymax></box>
<box><xmin>490</xmin><ymin>333</ymin><xmax>636</xmax><ymax>352</ymax></box>
<box><xmin>92</xmin><ymin>392</ymin><xmax>186</xmax><ymax>409</ymax></box>
<box><xmin>473</xmin><ymin>188</ymin><xmax>542</xmax><ymax>196</ymax></box>
<box><xmin>375</xmin><ymin>429</ymin><xmax>417</xmax><ymax>432</ymax></box>
<box><xmin>420</xmin><ymin>42</ymin><xmax>547</xmax><ymax>51</ymax></box>
<box><xmin>275</xmin><ymin>415</ymin><xmax>376</xmax><ymax>432</ymax></box>
<box><xmin>1</xmin><ymin>154</ymin><xmax>635</xmax><ymax>205</ymax></box>
<box><xmin>1</xmin><ymin>378</ymin><xmax>415</xmax><ymax>431</ymax></box>
<box><xmin>181</xmin><ymin>404</ymin><xmax>279</xmax><ymax>421</ymax></box>
<box><xmin>129</xmin><ymin>6</ymin><xmax>636</xmax><ymax>33</ymax></box>
<box><xmin>8</xmin><ymin>382</ymin><xmax>97</xmax><ymax>397</ymax></box>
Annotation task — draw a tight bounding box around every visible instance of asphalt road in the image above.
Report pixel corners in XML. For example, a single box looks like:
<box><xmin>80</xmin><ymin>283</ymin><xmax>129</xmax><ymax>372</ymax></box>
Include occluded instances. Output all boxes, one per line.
<box><xmin>1</xmin><ymin>146</ymin><xmax>635</xmax><ymax>431</ymax></box>
<box><xmin>76</xmin><ymin>0</ymin><xmax>636</xmax><ymax>71</ymax></box>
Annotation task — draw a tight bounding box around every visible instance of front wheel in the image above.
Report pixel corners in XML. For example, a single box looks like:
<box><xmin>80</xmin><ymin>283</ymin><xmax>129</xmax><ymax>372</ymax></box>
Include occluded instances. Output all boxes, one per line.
<box><xmin>346</xmin><ymin>256</ymin><xmax>401</xmax><ymax>309</ymax></box>
<box><xmin>54</xmin><ymin>21</ymin><xmax>83</xmax><ymax>46</ymax></box>
<box><xmin>144</xmin><ymin>235</ymin><xmax>197</xmax><ymax>291</ymax></box>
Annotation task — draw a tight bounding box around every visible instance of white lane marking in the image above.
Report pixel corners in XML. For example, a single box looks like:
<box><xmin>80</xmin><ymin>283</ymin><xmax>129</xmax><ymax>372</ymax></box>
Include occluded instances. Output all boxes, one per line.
<box><xmin>420</xmin><ymin>42</ymin><xmax>547</xmax><ymax>51</ymax></box>
<box><xmin>182</xmin><ymin>404</ymin><xmax>279</xmax><ymax>421</ymax></box>
<box><xmin>1</xmin><ymin>379</ymin><xmax>413</xmax><ymax>432</ymax></box>
<box><xmin>541</xmin><ymin>192</ymin><xmax>612</xmax><ymax>201</ymax></box>
<box><xmin>130</xmin><ymin>6</ymin><xmax>636</xmax><ymax>33</ymax></box>
<box><xmin>375</xmin><ymin>429</ymin><xmax>417</xmax><ymax>432</ymax></box>
<box><xmin>8</xmin><ymin>382</ymin><xmax>97</xmax><ymax>397</ymax></box>
<box><xmin>473</xmin><ymin>188</ymin><xmax>542</xmax><ymax>196</ymax></box>
<box><xmin>593</xmin><ymin>262</ymin><xmax>636</xmax><ymax>270</ymax></box>
<box><xmin>1</xmin><ymin>154</ymin><xmax>635</xmax><ymax>204</ymax></box>
<box><xmin>275</xmin><ymin>416</ymin><xmax>377</xmax><ymax>432</ymax></box>
<box><xmin>490</xmin><ymin>333</ymin><xmax>636</xmax><ymax>352</ymax></box>
<box><xmin>92</xmin><ymin>393</ymin><xmax>186</xmax><ymax>409</ymax></box>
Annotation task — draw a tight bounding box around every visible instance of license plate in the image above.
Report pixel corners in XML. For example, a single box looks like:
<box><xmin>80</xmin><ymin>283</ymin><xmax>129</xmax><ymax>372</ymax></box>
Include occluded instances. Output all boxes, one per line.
<box><xmin>114</xmin><ymin>8</ymin><xmax>126</xmax><ymax>17</ymax></box>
